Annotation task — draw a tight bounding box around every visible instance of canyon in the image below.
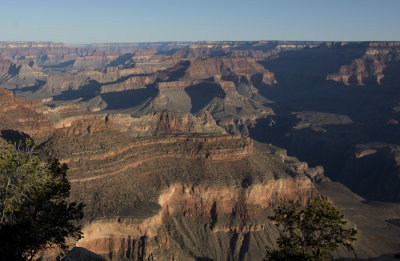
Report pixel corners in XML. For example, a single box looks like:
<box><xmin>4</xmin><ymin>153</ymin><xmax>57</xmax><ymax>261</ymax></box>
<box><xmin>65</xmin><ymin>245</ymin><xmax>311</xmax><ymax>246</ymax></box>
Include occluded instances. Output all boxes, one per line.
<box><xmin>1</xmin><ymin>41</ymin><xmax>400</xmax><ymax>260</ymax></box>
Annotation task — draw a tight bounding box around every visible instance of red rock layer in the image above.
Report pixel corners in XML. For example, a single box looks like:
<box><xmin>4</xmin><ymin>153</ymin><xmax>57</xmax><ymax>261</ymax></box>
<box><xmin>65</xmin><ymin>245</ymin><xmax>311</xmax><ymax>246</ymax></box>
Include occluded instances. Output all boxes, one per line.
<box><xmin>74</xmin><ymin>177</ymin><xmax>316</xmax><ymax>261</ymax></box>
<box><xmin>0</xmin><ymin>88</ymin><xmax>54</xmax><ymax>139</ymax></box>
<box><xmin>185</xmin><ymin>57</ymin><xmax>276</xmax><ymax>85</ymax></box>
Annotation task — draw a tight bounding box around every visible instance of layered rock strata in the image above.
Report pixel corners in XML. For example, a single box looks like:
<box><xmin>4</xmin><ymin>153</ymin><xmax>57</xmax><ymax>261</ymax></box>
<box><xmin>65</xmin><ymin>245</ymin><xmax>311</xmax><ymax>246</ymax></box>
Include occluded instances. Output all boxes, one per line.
<box><xmin>326</xmin><ymin>42</ymin><xmax>400</xmax><ymax>86</ymax></box>
<box><xmin>38</xmin><ymin>129</ymin><xmax>320</xmax><ymax>261</ymax></box>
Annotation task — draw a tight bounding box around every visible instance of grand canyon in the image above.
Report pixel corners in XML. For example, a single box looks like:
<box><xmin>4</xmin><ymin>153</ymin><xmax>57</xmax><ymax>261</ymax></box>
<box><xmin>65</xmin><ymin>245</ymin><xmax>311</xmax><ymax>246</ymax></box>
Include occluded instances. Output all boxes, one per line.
<box><xmin>1</xmin><ymin>41</ymin><xmax>400</xmax><ymax>260</ymax></box>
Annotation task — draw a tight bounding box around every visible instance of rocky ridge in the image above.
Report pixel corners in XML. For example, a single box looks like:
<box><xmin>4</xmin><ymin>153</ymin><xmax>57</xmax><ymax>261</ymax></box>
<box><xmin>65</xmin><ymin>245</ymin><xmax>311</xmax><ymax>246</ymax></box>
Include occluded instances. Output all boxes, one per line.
<box><xmin>326</xmin><ymin>42</ymin><xmax>400</xmax><ymax>86</ymax></box>
<box><xmin>39</xmin><ymin>125</ymin><xmax>322</xmax><ymax>260</ymax></box>
<box><xmin>0</xmin><ymin>85</ymin><xmax>327</xmax><ymax>260</ymax></box>
<box><xmin>2</xmin><ymin>41</ymin><xmax>400</xmax><ymax>260</ymax></box>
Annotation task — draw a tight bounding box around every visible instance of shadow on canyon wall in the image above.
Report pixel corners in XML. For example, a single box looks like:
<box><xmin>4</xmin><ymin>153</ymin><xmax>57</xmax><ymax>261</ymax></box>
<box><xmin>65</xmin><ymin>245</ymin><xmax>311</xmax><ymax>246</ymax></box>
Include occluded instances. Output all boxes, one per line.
<box><xmin>250</xmin><ymin>44</ymin><xmax>400</xmax><ymax>202</ymax></box>
<box><xmin>63</xmin><ymin>247</ymin><xmax>105</xmax><ymax>261</ymax></box>
<box><xmin>0</xmin><ymin>130</ymin><xmax>31</xmax><ymax>144</ymax></box>
<box><xmin>186</xmin><ymin>82</ymin><xmax>226</xmax><ymax>114</ymax></box>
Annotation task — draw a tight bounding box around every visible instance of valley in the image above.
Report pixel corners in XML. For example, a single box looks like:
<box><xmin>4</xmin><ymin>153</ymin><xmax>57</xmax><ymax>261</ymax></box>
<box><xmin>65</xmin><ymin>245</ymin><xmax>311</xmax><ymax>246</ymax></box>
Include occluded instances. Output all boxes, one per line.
<box><xmin>1</xmin><ymin>41</ymin><xmax>400</xmax><ymax>260</ymax></box>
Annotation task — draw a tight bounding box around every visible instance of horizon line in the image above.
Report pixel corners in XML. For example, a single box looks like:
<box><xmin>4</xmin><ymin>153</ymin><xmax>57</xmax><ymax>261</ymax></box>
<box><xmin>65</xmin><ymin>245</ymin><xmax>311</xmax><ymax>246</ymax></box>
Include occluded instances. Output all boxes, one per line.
<box><xmin>1</xmin><ymin>40</ymin><xmax>400</xmax><ymax>46</ymax></box>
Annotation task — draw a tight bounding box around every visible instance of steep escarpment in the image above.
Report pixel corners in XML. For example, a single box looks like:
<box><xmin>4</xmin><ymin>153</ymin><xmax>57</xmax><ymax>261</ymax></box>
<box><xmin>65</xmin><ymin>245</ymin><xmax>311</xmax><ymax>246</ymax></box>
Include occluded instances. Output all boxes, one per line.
<box><xmin>73</xmin><ymin>177</ymin><xmax>316</xmax><ymax>261</ymax></box>
<box><xmin>38</xmin><ymin>130</ymin><xmax>322</xmax><ymax>260</ymax></box>
<box><xmin>35</xmin><ymin>68</ymin><xmax>136</xmax><ymax>98</ymax></box>
<box><xmin>2</xmin><ymin>41</ymin><xmax>400</xmax><ymax>260</ymax></box>
<box><xmin>2</xmin><ymin>89</ymin><xmax>318</xmax><ymax>260</ymax></box>
<box><xmin>256</xmin><ymin>41</ymin><xmax>400</xmax><ymax>203</ymax></box>
<box><xmin>0</xmin><ymin>86</ymin><xmax>226</xmax><ymax>140</ymax></box>
<box><xmin>146</xmin><ymin>57</ymin><xmax>275</xmax><ymax>131</ymax></box>
<box><xmin>38</xmin><ymin>127</ymin><xmax>399</xmax><ymax>260</ymax></box>
<box><xmin>100</xmin><ymin>75</ymin><xmax>157</xmax><ymax>93</ymax></box>
<box><xmin>0</xmin><ymin>88</ymin><xmax>54</xmax><ymax>139</ymax></box>
<box><xmin>0</xmin><ymin>59</ymin><xmax>14</xmax><ymax>82</ymax></box>
<box><xmin>326</xmin><ymin>42</ymin><xmax>400</xmax><ymax>86</ymax></box>
<box><xmin>0</xmin><ymin>86</ymin><xmax>112</xmax><ymax>141</ymax></box>
<box><xmin>175</xmin><ymin>41</ymin><xmax>321</xmax><ymax>60</ymax></box>
<box><xmin>108</xmin><ymin>111</ymin><xmax>226</xmax><ymax>136</ymax></box>
<box><xmin>1</xmin><ymin>42</ymin><xmax>280</xmax><ymax>135</ymax></box>
<box><xmin>184</xmin><ymin>57</ymin><xmax>276</xmax><ymax>85</ymax></box>
<box><xmin>0</xmin><ymin>41</ymin><xmax>189</xmax><ymax>67</ymax></box>
<box><xmin>0</xmin><ymin>61</ymin><xmax>48</xmax><ymax>91</ymax></box>
<box><xmin>0</xmin><ymin>42</ymin><xmax>94</xmax><ymax>67</ymax></box>
<box><xmin>73</xmin><ymin>52</ymin><xmax>120</xmax><ymax>68</ymax></box>
<box><xmin>42</xmin><ymin>133</ymin><xmax>256</xmax><ymax>188</ymax></box>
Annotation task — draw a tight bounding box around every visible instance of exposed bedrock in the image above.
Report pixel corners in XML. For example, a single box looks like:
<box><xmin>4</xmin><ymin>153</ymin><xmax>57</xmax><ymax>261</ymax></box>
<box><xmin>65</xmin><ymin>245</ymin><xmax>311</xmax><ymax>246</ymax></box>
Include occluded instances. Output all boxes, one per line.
<box><xmin>73</xmin><ymin>177</ymin><xmax>316</xmax><ymax>261</ymax></box>
<box><xmin>108</xmin><ymin>111</ymin><xmax>226</xmax><ymax>136</ymax></box>
<box><xmin>0</xmin><ymin>86</ymin><xmax>228</xmax><ymax>141</ymax></box>
<box><xmin>255</xmin><ymin>41</ymin><xmax>400</xmax><ymax>203</ymax></box>
<box><xmin>19</xmin><ymin>113</ymin><xmax>326</xmax><ymax>261</ymax></box>
<box><xmin>2</xmin><ymin>41</ymin><xmax>400</xmax><ymax>260</ymax></box>
<box><xmin>37</xmin><ymin>129</ymin><xmax>321</xmax><ymax>260</ymax></box>
<box><xmin>185</xmin><ymin>57</ymin><xmax>276</xmax><ymax>85</ymax></box>
<box><xmin>326</xmin><ymin>42</ymin><xmax>400</xmax><ymax>86</ymax></box>
<box><xmin>0</xmin><ymin>87</ymin><xmax>55</xmax><ymax>139</ymax></box>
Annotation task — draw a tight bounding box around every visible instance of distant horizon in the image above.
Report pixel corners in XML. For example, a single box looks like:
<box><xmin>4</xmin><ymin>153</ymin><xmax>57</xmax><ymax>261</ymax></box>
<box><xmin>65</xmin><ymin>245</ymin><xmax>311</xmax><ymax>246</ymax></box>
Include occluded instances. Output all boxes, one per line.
<box><xmin>1</xmin><ymin>40</ymin><xmax>400</xmax><ymax>46</ymax></box>
<box><xmin>1</xmin><ymin>0</ymin><xmax>399</xmax><ymax>43</ymax></box>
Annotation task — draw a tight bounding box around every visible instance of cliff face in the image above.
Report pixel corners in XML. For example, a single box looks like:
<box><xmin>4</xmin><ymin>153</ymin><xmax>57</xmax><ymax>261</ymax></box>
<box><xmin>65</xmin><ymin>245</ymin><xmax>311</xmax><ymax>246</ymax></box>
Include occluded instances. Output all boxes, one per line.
<box><xmin>2</xmin><ymin>41</ymin><xmax>400</xmax><ymax>260</ymax></box>
<box><xmin>75</xmin><ymin>177</ymin><xmax>316</xmax><ymax>261</ymax></box>
<box><xmin>174</xmin><ymin>41</ymin><xmax>321</xmax><ymax>60</ymax></box>
<box><xmin>0</xmin><ymin>90</ymin><xmax>315</xmax><ymax>259</ymax></box>
<box><xmin>1</xmin><ymin>42</ymin><xmax>279</xmax><ymax>133</ymax></box>
<box><xmin>0</xmin><ymin>88</ymin><xmax>54</xmax><ymax>139</ymax></box>
<box><xmin>326</xmin><ymin>57</ymin><xmax>386</xmax><ymax>85</ymax></box>
<box><xmin>73</xmin><ymin>52</ymin><xmax>121</xmax><ymax>68</ymax></box>
<box><xmin>38</xmin><ymin>125</ymin><xmax>321</xmax><ymax>260</ymax></box>
<box><xmin>0</xmin><ymin>86</ymin><xmax>228</xmax><ymax>140</ymax></box>
<box><xmin>326</xmin><ymin>42</ymin><xmax>400</xmax><ymax>86</ymax></box>
<box><xmin>100</xmin><ymin>75</ymin><xmax>156</xmax><ymax>93</ymax></box>
<box><xmin>255</xmin><ymin>41</ymin><xmax>400</xmax><ymax>204</ymax></box>
<box><xmin>0</xmin><ymin>41</ymin><xmax>188</xmax><ymax>67</ymax></box>
<box><xmin>185</xmin><ymin>57</ymin><xmax>276</xmax><ymax>85</ymax></box>
<box><xmin>38</xmin><ymin>70</ymin><xmax>122</xmax><ymax>97</ymax></box>
<box><xmin>1</xmin><ymin>97</ymin><xmax>320</xmax><ymax>261</ymax></box>
<box><xmin>0</xmin><ymin>59</ymin><xmax>12</xmax><ymax>82</ymax></box>
<box><xmin>108</xmin><ymin>111</ymin><xmax>226</xmax><ymax>136</ymax></box>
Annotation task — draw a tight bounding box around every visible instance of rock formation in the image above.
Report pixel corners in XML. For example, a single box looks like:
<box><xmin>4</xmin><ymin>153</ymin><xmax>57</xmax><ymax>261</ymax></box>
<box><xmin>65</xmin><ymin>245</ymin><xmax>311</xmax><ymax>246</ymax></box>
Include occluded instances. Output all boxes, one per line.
<box><xmin>39</xmin><ymin>124</ymin><xmax>321</xmax><ymax>260</ymax></box>
<box><xmin>1</xmin><ymin>41</ymin><xmax>400</xmax><ymax>260</ymax></box>
<box><xmin>326</xmin><ymin>43</ymin><xmax>400</xmax><ymax>86</ymax></box>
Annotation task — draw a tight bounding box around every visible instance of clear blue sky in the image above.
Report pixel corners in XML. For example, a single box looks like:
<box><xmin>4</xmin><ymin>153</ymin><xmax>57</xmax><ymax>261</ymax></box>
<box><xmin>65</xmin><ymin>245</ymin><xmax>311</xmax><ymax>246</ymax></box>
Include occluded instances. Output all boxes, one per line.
<box><xmin>1</xmin><ymin>0</ymin><xmax>399</xmax><ymax>43</ymax></box>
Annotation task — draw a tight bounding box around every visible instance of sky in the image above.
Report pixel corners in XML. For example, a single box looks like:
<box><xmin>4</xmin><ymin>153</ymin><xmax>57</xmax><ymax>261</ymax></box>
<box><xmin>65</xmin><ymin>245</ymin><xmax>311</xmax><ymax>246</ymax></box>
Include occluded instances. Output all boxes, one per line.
<box><xmin>0</xmin><ymin>0</ymin><xmax>399</xmax><ymax>43</ymax></box>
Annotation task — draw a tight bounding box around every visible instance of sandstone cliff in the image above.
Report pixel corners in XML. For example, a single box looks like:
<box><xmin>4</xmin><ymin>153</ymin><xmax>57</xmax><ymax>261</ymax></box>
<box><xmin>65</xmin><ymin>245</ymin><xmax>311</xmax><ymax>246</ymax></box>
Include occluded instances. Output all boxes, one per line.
<box><xmin>1</xmin><ymin>41</ymin><xmax>400</xmax><ymax>260</ymax></box>
<box><xmin>38</xmin><ymin>128</ymin><xmax>321</xmax><ymax>260</ymax></box>
<box><xmin>326</xmin><ymin>42</ymin><xmax>400</xmax><ymax>86</ymax></box>
<box><xmin>0</xmin><ymin>88</ymin><xmax>55</xmax><ymax>139</ymax></box>
<box><xmin>108</xmin><ymin>111</ymin><xmax>226</xmax><ymax>136</ymax></box>
<box><xmin>185</xmin><ymin>57</ymin><xmax>276</xmax><ymax>85</ymax></box>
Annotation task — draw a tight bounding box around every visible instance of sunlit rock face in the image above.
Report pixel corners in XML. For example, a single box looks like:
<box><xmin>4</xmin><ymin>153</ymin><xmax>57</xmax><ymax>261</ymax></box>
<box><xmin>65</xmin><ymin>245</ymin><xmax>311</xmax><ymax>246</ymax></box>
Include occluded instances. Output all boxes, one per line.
<box><xmin>326</xmin><ymin>42</ymin><xmax>400</xmax><ymax>86</ymax></box>
<box><xmin>74</xmin><ymin>178</ymin><xmax>316</xmax><ymax>261</ymax></box>
<box><xmin>2</xmin><ymin>41</ymin><xmax>400</xmax><ymax>260</ymax></box>
<box><xmin>41</xmin><ymin>127</ymin><xmax>319</xmax><ymax>260</ymax></box>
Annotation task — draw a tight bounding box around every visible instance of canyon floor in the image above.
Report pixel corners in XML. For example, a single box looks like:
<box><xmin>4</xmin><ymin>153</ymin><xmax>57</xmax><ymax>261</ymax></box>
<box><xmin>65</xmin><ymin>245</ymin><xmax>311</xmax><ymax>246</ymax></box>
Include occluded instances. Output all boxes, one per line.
<box><xmin>1</xmin><ymin>41</ymin><xmax>400</xmax><ymax>260</ymax></box>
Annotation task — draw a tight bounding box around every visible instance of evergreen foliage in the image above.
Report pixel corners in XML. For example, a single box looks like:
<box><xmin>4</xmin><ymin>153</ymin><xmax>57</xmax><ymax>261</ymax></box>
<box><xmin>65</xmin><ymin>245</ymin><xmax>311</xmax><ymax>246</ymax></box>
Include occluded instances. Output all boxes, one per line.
<box><xmin>265</xmin><ymin>196</ymin><xmax>357</xmax><ymax>261</ymax></box>
<box><xmin>0</xmin><ymin>139</ymin><xmax>84</xmax><ymax>260</ymax></box>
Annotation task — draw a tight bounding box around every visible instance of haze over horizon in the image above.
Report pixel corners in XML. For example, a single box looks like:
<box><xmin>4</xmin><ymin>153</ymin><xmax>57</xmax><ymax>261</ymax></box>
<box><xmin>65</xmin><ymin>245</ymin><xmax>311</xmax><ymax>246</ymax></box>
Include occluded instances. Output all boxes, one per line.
<box><xmin>3</xmin><ymin>2</ymin><xmax>400</xmax><ymax>259</ymax></box>
<box><xmin>1</xmin><ymin>0</ymin><xmax>399</xmax><ymax>43</ymax></box>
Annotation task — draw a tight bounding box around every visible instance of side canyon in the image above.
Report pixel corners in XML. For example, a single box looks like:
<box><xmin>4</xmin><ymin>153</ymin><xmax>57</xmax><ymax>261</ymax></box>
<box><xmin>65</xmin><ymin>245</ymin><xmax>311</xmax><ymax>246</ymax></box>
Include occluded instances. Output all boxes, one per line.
<box><xmin>1</xmin><ymin>41</ymin><xmax>400</xmax><ymax>260</ymax></box>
